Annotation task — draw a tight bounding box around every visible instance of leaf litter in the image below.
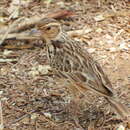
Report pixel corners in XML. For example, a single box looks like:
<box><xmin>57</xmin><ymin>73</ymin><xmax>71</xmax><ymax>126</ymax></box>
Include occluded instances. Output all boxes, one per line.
<box><xmin>0</xmin><ymin>0</ymin><xmax>130</xmax><ymax>130</ymax></box>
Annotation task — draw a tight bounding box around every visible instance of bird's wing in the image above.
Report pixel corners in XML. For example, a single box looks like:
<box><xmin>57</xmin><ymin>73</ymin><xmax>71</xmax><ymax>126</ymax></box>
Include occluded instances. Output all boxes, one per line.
<box><xmin>58</xmin><ymin>47</ymin><xmax>114</xmax><ymax>97</ymax></box>
<box><xmin>51</xmin><ymin>39</ymin><xmax>114</xmax><ymax>97</ymax></box>
<box><xmin>57</xmin><ymin>66</ymin><xmax>113</xmax><ymax>97</ymax></box>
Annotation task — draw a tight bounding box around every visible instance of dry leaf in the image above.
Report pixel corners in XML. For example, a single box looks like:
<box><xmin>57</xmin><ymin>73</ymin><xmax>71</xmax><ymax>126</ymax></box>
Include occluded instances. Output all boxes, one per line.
<box><xmin>119</xmin><ymin>42</ymin><xmax>128</xmax><ymax>50</ymax></box>
<box><xmin>109</xmin><ymin>47</ymin><xmax>117</xmax><ymax>52</ymax></box>
<box><xmin>116</xmin><ymin>125</ymin><xmax>125</xmax><ymax>130</ymax></box>
<box><xmin>3</xmin><ymin>50</ymin><xmax>13</xmax><ymax>56</ymax></box>
<box><xmin>31</xmin><ymin>113</ymin><xmax>39</xmax><ymax>120</ymax></box>
<box><xmin>87</xmin><ymin>48</ymin><xmax>96</xmax><ymax>53</ymax></box>
<box><xmin>29</xmin><ymin>65</ymin><xmax>51</xmax><ymax>77</ymax></box>
<box><xmin>8</xmin><ymin>0</ymin><xmax>20</xmax><ymax>19</ymax></box>
<box><xmin>96</xmin><ymin>28</ymin><xmax>103</xmax><ymax>33</ymax></box>
<box><xmin>68</xmin><ymin>28</ymin><xmax>92</xmax><ymax>37</ymax></box>
<box><xmin>94</xmin><ymin>14</ymin><xmax>105</xmax><ymax>22</ymax></box>
<box><xmin>44</xmin><ymin>112</ymin><xmax>52</xmax><ymax>119</ymax></box>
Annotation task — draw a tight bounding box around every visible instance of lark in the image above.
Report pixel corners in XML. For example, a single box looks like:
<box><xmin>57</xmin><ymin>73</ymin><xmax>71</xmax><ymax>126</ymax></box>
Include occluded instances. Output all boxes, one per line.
<box><xmin>37</xmin><ymin>18</ymin><xmax>130</xmax><ymax>119</ymax></box>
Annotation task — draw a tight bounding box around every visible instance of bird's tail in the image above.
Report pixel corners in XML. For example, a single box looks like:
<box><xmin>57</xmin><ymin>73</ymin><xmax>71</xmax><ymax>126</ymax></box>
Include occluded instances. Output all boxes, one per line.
<box><xmin>106</xmin><ymin>97</ymin><xmax>130</xmax><ymax>119</ymax></box>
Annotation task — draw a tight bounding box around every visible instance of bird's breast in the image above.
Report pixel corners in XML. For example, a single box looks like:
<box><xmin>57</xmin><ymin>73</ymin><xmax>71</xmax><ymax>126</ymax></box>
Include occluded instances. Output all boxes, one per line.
<box><xmin>50</xmin><ymin>46</ymin><xmax>85</xmax><ymax>73</ymax></box>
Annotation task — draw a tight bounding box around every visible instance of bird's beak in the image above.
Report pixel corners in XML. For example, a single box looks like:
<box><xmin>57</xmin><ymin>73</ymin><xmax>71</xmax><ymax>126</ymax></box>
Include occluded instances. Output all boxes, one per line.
<box><xmin>28</xmin><ymin>29</ymin><xmax>42</xmax><ymax>37</ymax></box>
<box><xmin>17</xmin><ymin>29</ymin><xmax>43</xmax><ymax>40</ymax></box>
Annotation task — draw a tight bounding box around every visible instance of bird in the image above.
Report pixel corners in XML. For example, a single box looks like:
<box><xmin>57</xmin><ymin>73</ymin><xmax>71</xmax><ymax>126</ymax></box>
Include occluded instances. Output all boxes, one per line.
<box><xmin>36</xmin><ymin>18</ymin><xmax>130</xmax><ymax>119</ymax></box>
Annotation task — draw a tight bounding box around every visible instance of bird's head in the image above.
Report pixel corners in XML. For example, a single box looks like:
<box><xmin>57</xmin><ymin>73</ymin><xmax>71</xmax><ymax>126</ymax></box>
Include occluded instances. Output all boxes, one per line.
<box><xmin>37</xmin><ymin>18</ymin><xmax>62</xmax><ymax>43</ymax></box>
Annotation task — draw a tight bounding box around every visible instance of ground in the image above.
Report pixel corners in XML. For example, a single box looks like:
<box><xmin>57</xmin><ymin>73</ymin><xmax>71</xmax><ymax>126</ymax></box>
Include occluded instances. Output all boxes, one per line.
<box><xmin>0</xmin><ymin>0</ymin><xmax>130</xmax><ymax>130</ymax></box>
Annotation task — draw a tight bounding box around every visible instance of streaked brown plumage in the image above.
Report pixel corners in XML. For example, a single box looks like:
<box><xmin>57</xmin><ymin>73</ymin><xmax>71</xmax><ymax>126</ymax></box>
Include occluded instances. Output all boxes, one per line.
<box><xmin>37</xmin><ymin>18</ymin><xmax>130</xmax><ymax>119</ymax></box>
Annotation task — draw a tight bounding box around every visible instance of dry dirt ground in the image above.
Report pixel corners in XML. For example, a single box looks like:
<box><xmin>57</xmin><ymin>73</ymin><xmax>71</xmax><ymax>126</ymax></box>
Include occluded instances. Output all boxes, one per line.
<box><xmin>0</xmin><ymin>0</ymin><xmax>130</xmax><ymax>130</ymax></box>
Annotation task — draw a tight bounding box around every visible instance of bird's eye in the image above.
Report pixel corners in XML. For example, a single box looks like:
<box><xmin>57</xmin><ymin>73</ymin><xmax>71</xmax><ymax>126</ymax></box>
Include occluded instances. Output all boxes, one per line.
<box><xmin>46</xmin><ymin>27</ymin><xmax>51</xmax><ymax>30</ymax></box>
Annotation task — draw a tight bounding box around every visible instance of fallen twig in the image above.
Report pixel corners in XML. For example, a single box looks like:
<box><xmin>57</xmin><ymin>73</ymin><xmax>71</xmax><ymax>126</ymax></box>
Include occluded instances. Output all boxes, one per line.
<box><xmin>0</xmin><ymin>10</ymin><xmax>74</xmax><ymax>35</ymax></box>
